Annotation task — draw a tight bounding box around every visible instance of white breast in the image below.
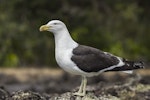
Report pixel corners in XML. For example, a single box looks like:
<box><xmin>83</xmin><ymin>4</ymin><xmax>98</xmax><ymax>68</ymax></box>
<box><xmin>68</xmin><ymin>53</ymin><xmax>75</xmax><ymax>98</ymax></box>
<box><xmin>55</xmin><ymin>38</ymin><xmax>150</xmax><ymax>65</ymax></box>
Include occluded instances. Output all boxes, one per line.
<box><xmin>55</xmin><ymin>48</ymin><xmax>83</xmax><ymax>75</ymax></box>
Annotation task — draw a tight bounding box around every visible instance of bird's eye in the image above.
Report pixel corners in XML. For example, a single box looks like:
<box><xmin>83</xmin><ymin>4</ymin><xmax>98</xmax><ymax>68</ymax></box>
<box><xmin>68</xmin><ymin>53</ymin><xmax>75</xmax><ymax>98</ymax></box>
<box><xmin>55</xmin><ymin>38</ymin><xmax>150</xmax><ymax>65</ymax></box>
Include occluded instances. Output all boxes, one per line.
<box><xmin>53</xmin><ymin>23</ymin><xmax>57</xmax><ymax>25</ymax></box>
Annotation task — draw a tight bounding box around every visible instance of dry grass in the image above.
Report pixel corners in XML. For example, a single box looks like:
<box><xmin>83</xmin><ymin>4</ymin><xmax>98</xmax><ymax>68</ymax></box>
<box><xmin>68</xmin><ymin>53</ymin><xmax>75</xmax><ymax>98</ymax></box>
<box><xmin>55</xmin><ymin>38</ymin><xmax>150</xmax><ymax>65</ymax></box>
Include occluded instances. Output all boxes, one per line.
<box><xmin>0</xmin><ymin>67</ymin><xmax>63</xmax><ymax>82</ymax></box>
<box><xmin>0</xmin><ymin>67</ymin><xmax>149</xmax><ymax>81</ymax></box>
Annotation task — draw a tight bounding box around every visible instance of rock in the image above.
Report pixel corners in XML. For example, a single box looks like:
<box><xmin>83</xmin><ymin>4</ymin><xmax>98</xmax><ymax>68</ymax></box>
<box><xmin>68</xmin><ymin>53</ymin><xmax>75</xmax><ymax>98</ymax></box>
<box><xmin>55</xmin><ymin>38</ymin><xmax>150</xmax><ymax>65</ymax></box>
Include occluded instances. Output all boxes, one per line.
<box><xmin>0</xmin><ymin>87</ymin><xmax>9</xmax><ymax>100</ymax></box>
<box><xmin>11</xmin><ymin>91</ymin><xmax>46</xmax><ymax>100</ymax></box>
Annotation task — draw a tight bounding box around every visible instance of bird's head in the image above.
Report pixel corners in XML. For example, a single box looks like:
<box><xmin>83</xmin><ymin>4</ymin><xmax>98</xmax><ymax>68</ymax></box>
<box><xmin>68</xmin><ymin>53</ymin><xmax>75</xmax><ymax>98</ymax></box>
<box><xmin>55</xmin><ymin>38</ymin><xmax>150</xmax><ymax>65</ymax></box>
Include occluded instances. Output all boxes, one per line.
<box><xmin>39</xmin><ymin>20</ymin><xmax>66</xmax><ymax>33</ymax></box>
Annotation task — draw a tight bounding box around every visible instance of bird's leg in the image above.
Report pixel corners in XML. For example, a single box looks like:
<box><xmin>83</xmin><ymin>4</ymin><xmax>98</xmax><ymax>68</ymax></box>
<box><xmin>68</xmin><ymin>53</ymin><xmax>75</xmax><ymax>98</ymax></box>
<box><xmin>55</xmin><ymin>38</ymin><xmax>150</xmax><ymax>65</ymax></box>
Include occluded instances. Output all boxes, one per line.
<box><xmin>77</xmin><ymin>76</ymin><xmax>86</xmax><ymax>93</ymax></box>
<box><xmin>77</xmin><ymin>76</ymin><xmax>84</xmax><ymax>93</ymax></box>
<box><xmin>73</xmin><ymin>76</ymin><xmax>84</xmax><ymax>96</ymax></box>
<box><xmin>82</xmin><ymin>76</ymin><xmax>87</xmax><ymax>95</ymax></box>
<box><xmin>73</xmin><ymin>76</ymin><xmax>87</xmax><ymax>96</ymax></box>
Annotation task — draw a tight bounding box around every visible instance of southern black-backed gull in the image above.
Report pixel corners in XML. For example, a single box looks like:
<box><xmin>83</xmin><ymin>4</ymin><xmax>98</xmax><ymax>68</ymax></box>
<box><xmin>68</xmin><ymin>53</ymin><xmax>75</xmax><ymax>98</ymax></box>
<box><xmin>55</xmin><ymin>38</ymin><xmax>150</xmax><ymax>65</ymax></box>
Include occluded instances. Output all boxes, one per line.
<box><xmin>39</xmin><ymin>20</ymin><xmax>144</xmax><ymax>96</ymax></box>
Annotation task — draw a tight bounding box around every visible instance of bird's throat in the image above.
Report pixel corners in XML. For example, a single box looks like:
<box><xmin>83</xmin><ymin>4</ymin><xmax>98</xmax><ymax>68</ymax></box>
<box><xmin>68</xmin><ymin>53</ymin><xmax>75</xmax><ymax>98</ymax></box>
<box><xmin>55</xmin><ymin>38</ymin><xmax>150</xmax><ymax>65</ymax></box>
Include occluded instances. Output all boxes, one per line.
<box><xmin>54</xmin><ymin>29</ymin><xmax>78</xmax><ymax>52</ymax></box>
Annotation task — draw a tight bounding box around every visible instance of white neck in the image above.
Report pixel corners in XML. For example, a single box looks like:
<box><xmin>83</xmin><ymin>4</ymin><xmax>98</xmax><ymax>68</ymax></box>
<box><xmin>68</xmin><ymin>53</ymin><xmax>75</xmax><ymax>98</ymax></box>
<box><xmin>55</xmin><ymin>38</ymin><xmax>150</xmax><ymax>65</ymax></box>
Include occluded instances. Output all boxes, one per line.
<box><xmin>53</xmin><ymin>27</ymin><xmax>78</xmax><ymax>52</ymax></box>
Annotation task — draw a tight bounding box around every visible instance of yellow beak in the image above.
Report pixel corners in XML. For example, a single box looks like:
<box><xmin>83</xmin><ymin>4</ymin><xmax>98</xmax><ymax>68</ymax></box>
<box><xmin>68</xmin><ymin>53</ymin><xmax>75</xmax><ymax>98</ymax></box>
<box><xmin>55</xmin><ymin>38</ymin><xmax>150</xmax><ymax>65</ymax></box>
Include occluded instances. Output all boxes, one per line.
<box><xmin>39</xmin><ymin>25</ymin><xmax>50</xmax><ymax>31</ymax></box>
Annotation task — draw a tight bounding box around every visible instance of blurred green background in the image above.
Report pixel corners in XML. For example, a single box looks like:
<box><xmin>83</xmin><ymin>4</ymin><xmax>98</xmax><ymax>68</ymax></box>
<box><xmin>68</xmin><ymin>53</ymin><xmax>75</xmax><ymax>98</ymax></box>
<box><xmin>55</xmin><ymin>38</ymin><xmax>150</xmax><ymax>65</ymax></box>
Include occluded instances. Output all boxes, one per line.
<box><xmin>0</xmin><ymin>0</ymin><xmax>149</xmax><ymax>67</ymax></box>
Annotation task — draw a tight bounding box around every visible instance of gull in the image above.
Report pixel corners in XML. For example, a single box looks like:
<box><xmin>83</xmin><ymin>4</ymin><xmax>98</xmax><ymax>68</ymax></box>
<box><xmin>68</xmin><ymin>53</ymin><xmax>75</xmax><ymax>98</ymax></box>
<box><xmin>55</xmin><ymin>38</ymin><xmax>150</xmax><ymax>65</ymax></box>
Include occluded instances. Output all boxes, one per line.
<box><xmin>39</xmin><ymin>20</ymin><xmax>144</xmax><ymax>96</ymax></box>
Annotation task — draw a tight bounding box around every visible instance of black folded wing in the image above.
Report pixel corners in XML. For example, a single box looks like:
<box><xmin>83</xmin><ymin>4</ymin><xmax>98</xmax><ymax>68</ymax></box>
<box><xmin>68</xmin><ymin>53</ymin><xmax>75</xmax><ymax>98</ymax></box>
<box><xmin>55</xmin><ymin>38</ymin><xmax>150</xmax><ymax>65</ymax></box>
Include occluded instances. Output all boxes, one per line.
<box><xmin>71</xmin><ymin>45</ymin><xmax>120</xmax><ymax>72</ymax></box>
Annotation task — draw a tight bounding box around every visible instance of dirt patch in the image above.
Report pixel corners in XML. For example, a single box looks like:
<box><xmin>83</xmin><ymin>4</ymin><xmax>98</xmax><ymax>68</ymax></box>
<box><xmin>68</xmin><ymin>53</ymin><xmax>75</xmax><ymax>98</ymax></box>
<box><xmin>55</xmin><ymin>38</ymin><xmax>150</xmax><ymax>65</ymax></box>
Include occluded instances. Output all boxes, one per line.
<box><xmin>0</xmin><ymin>68</ymin><xmax>149</xmax><ymax>100</ymax></box>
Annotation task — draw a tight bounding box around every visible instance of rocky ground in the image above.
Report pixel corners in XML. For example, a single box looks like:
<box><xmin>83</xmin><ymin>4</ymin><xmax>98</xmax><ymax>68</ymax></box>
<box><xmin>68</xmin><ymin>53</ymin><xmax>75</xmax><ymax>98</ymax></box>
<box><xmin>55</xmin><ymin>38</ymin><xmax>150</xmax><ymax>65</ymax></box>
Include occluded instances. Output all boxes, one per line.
<box><xmin>0</xmin><ymin>68</ymin><xmax>149</xmax><ymax>100</ymax></box>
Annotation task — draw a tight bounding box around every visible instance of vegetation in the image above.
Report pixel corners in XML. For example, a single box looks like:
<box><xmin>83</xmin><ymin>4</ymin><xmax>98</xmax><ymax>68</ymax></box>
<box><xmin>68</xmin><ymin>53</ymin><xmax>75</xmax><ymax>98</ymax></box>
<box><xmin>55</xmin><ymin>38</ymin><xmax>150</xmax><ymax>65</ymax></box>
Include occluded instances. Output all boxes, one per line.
<box><xmin>0</xmin><ymin>0</ymin><xmax>149</xmax><ymax>67</ymax></box>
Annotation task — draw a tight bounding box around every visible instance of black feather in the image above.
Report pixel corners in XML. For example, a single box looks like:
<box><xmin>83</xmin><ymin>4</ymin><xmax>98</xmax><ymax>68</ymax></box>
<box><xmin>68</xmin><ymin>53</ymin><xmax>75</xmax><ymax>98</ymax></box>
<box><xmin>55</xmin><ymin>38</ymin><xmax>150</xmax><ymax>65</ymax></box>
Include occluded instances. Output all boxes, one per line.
<box><xmin>106</xmin><ymin>59</ymin><xmax>144</xmax><ymax>72</ymax></box>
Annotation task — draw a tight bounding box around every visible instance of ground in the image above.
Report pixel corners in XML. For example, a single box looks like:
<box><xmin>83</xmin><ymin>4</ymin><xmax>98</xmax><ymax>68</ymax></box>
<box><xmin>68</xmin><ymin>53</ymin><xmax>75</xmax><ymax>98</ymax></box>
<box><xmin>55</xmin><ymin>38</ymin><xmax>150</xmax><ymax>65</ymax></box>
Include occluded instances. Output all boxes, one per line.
<box><xmin>0</xmin><ymin>68</ymin><xmax>149</xmax><ymax>100</ymax></box>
